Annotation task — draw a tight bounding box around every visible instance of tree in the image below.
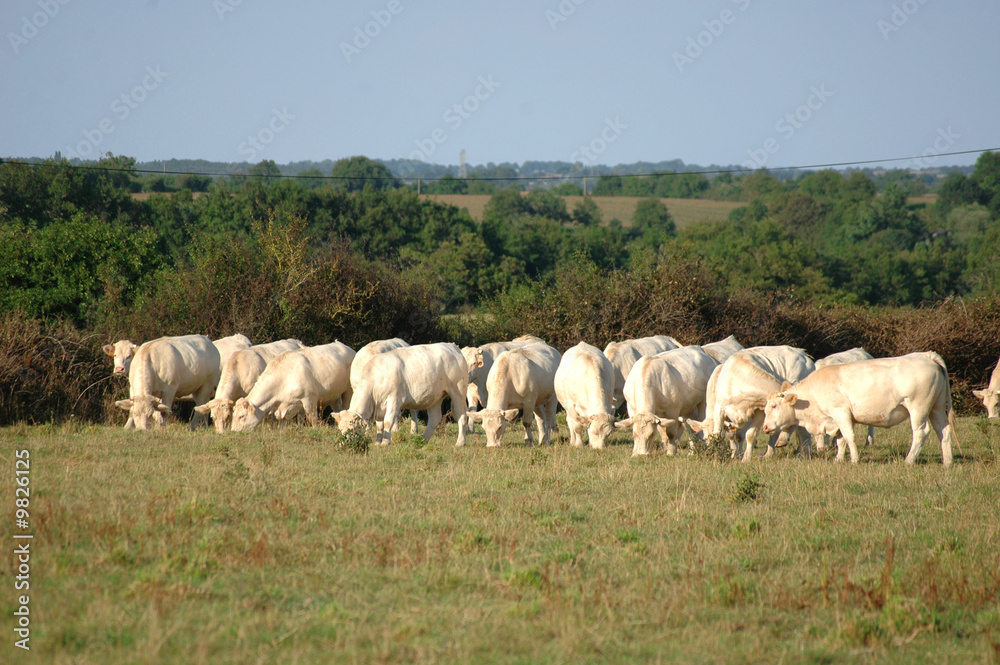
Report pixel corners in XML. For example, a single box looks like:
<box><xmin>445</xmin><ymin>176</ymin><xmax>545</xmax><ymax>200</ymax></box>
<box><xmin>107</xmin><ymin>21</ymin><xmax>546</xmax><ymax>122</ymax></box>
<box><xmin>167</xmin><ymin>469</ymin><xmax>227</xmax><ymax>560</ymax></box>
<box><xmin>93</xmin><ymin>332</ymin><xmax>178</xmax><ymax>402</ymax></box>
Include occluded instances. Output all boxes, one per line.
<box><xmin>330</xmin><ymin>156</ymin><xmax>401</xmax><ymax>192</ymax></box>
<box><xmin>572</xmin><ymin>197</ymin><xmax>602</xmax><ymax>227</ymax></box>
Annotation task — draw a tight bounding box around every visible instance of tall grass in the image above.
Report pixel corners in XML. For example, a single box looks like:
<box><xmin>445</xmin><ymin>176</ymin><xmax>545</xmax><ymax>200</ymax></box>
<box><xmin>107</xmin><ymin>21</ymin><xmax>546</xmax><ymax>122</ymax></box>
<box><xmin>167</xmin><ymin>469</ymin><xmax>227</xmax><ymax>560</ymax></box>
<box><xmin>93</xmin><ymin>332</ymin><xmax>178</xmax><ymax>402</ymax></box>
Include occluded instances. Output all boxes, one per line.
<box><xmin>3</xmin><ymin>417</ymin><xmax>999</xmax><ymax>664</ymax></box>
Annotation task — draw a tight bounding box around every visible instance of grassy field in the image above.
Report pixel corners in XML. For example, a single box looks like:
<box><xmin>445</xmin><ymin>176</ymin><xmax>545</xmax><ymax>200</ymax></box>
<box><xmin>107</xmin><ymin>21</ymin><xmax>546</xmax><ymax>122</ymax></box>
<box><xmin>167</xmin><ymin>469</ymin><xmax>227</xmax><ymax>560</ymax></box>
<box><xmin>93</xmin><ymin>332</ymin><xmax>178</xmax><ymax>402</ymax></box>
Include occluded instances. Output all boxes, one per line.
<box><xmin>3</xmin><ymin>416</ymin><xmax>1000</xmax><ymax>664</ymax></box>
<box><xmin>420</xmin><ymin>194</ymin><xmax>742</xmax><ymax>229</ymax></box>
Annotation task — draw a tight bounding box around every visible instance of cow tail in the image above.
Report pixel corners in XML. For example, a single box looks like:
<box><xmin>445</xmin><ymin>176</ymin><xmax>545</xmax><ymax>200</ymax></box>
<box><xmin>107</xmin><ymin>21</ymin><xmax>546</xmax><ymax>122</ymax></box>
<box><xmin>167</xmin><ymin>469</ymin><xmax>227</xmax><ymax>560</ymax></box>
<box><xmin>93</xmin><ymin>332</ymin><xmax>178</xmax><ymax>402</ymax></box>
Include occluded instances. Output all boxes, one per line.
<box><xmin>932</xmin><ymin>353</ymin><xmax>962</xmax><ymax>454</ymax></box>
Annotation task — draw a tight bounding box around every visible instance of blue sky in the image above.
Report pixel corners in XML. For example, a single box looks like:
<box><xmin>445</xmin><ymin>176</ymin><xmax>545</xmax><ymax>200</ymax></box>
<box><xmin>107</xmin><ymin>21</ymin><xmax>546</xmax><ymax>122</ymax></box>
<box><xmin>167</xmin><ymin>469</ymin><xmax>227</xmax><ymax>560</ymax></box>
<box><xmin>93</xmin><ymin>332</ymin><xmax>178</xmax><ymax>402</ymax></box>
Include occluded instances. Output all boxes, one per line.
<box><xmin>2</xmin><ymin>0</ymin><xmax>998</xmax><ymax>171</ymax></box>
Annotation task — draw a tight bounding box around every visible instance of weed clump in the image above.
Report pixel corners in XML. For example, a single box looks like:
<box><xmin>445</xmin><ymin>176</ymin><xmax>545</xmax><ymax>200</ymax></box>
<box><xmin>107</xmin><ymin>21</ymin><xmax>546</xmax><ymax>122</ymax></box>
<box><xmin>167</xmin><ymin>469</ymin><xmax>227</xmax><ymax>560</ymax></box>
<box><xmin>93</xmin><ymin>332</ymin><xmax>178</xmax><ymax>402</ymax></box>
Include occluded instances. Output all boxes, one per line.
<box><xmin>338</xmin><ymin>426</ymin><xmax>370</xmax><ymax>455</ymax></box>
<box><xmin>730</xmin><ymin>473</ymin><xmax>765</xmax><ymax>503</ymax></box>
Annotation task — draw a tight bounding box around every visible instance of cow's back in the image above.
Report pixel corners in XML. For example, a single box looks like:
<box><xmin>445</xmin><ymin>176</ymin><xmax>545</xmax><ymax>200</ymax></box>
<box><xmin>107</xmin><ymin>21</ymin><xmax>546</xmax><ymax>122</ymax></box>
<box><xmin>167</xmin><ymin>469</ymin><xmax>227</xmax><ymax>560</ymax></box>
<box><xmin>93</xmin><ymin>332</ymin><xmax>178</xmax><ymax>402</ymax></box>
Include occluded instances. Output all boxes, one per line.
<box><xmin>626</xmin><ymin>346</ymin><xmax>715</xmax><ymax>416</ymax></box>
<box><xmin>554</xmin><ymin>342</ymin><xmax>614</xmax><ymax>415</ymax></box>
<box><xmin>701</xmin><ymin>335</ymin><xmax>743</xmax><ymax>364</ymax></box>
<box><xmin>351</xmin><ymin>338</ymin><xmax>409</xmax><ymax>389</ymax></box>
<box><xmin>487</xmin><ymin>342</ymin><xmax>560</xmax><ymax>408</ymax></box>
<box><xmin>130</xmin><ymin>334</ymin><xmax>220</xmax><ymax>397</ymax></box>
<box><xmin>815</xmin><ymin>347</ymin><xmax>873</xmax><ymax>369</ymax></box>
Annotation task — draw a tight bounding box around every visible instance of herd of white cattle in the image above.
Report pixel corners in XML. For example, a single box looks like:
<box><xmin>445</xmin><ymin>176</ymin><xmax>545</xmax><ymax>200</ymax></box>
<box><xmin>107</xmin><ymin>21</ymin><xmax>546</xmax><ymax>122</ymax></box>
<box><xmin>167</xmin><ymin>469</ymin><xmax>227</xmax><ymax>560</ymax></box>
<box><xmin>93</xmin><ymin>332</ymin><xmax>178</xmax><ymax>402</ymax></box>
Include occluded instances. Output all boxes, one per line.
<box><xmin>103</xmin><ymin>331</ymin><xmax>1000</xmax><ymax>466</ymax></box>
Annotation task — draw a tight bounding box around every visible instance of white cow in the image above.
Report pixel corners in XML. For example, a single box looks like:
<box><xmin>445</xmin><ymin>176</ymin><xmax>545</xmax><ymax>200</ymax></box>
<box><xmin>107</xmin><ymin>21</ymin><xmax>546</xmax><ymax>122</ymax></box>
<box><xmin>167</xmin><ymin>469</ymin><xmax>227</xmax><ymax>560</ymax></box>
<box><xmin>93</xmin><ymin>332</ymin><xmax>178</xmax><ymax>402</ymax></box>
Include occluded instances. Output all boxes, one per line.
<box><xmin>230</xmin><ymin>342</ymin><xmax>355</xmax><ymax>431</ymax></box>
<box><xmin>973</xmin><ymin>356</ymin><xmax>1000</xmax><ymax>419</ymax></box>
<box><xmin>815</xmin><ymin>347</ymin><xmax>876</xmax><ymax>448</ymax></box>
<box><xmin>462</xmin><ymin>335</ymin><xmax>545</xmax><ymax>411</ymax></box>
<box><xmin>554</xmin><ymin>342</ymin><xmax>616</xmax><ymax>449</ymax></box>
<box><xmin>604</xmin><ymin>335</ymin><xmax>682</xmax><ymax>411</ymax></box>
<box><xmin>701</xmin><ymin>335</ymin><xmax>744</xmax><ymax>365</ymax></box>
<box><xmin>103</xmin><ymin>339</ymin><xmax>141</xmax><ymax>375</ymax></box>
<box><xmin>689</xmin><ymin>345</ymin><xmax>816</xmax><ymax>461</ymax></box>
<box><xmin>351</xmin><ymin>338</ymin><xmax>410</xmax><ymax>388</ymax></box>
<box><xmin>212</xmin><ymin>333</ymin><xmax>253</xmax><ymax>369</ymax></box>
<box><xmin>467</xmin><ymin>342</ymin><xmax>561</xmax><ymax>447</ymax></box>
<box><xmin>103</xmin><ymin>332</ymin><xmax>250</xmax><ymax>377</ymax></box>
<box><xmin>762</xmin><ymin>352</ymin><xmax>957</xmax><ymax>466</ymax></box>
<box><xmin>194</xmin><ymin>339</ymin><xmax>304</xmax><ymax>432</ymax></box>
<box><xmin>615</xmin><ymin>346</ymin><xmax>717</xmax><ymax>456</ymax></box>
<box><xmin>114</xmin><ymin>335</ymin><xmax>221</xmax><ymax>430</ymax></box>
<box><xmin>333</xmin><ymin>343</ymin><xmax>469</xmax><ymax>446</ymax></box>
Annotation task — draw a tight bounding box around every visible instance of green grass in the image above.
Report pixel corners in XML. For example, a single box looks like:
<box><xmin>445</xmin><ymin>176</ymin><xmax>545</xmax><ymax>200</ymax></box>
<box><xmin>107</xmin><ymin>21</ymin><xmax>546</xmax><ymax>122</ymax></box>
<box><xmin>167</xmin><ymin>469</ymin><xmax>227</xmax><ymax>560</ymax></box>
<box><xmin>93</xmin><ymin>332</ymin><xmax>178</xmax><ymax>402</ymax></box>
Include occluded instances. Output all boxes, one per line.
<box><xmin>3</xmin><ymin>416</ymin><xmax>1000</xmax><ymax>664</ymax></box>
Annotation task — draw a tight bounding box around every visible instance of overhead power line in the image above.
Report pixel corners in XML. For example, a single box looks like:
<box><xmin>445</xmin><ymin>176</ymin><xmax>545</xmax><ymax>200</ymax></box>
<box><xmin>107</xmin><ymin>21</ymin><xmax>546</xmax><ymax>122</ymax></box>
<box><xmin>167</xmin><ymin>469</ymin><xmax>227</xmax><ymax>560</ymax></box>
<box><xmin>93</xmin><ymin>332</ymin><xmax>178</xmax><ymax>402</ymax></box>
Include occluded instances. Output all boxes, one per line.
<box><xmin>2</xmin><ymin>147</ymin><xmax>995</xmax><ymax>184</ymax></box>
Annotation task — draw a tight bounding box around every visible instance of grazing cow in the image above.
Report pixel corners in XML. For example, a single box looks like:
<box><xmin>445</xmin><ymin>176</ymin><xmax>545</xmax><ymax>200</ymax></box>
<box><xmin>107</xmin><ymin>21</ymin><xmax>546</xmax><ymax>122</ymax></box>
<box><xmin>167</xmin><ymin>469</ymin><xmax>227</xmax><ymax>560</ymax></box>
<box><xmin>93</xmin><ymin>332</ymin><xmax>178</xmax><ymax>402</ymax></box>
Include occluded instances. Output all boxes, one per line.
<box><xmin>351</xmin><ymin>338</ymin><xmax>410</xmax><ymax>388</ymax></box>
<box><xmin>115</xmin><ymin>335</ymin><xmax>221</xmax><ymax>430</ymax></box>
<box><xmin>815</xmin><ymin>347</ymin><xmax>876</xmax><ymax>448</ymax></box>
<box><xmin>973</xmin><ymin>357</ymin><xmax>1000</xmax><ymax>419</ymax></box>
<box><xmin>762</xmin><ymin>352</ymin><xmax>957</xmax><ymax>466</ymax></box>
<box><xmin>462</xmin><ymin>336</ymin><xmax>546</xmax><ymax>411</ymax></box>
<box><xmin>333</xmin><ymin>343</ymin><xmax>470</xmax><ymax>446</ymax></box>
<box><xmin>604</xmin><ymin>335</ymin><xmax>682</xmax><ymax>411</ymax></box>
<box><xmin>701</xmin><ymin>335</ymin><xmax>744</xmax><ymax>365</ymax></box>
<box><xmin>467</xmin><ymin>342</ymin><xmax>561</xmax><ymax>447</ymax></box>
<box><xmin>230</xmin><ymin>342</ymin><xmax>355</xmax><ymax>432</ymax></box>
<box><xmin>688</xmin><ymin>345</ymin><xmax>816</xmax><ymax>461</ymax></box>
<box><xmin>194</xmin><ymin>339</ymin><xmax>304</xmax><ymax>432</ymax></box>
<box><xmin>212</xmin><ymin>334</ymin><xmax>253</xmax><ymax>369</ymax></box>
<box><xmin>615</xmin><ymin>346</ymin><xmax>717</xmax><ymax>456</ymax></box>
<box><xmin>554</xmin><ymin>342</ymin><xmax>616</xmax><ymax>449</ymax></box>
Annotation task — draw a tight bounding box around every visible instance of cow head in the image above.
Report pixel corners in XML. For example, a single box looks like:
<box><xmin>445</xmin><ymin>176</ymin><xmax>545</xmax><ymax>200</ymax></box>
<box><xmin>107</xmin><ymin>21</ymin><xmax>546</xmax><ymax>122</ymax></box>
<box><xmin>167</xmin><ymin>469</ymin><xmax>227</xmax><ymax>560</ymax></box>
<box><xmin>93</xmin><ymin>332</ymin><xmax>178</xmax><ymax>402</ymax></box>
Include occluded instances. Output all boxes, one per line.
<box><xmin>116</xmin><ymin>395</ymin><xmax>170</xmax><ymax>430</ymax></box>
<box><xmin>467</xmin><ymin>408</ymin><xmax>519</xmax><ymax>447</ymax></box>
<box><xmin>587</xmin><ymin>413</ymin><xmax>616</xmax><ymax>450</ymax></box>
<box><xmin>230</xmin><ymin>398</ymin><xmax>264</xmax><ymax>432</ymax></box>
<box><xmin>614</xmin><ymin>412</ymin><xmax>676</xmax><ymax>456</ymax></box>
<box><xmin>332</xmin><ymin>410</ymin><xmax>367</xmax><ymax>434</ymax></box>
<box><xmin>762</xmin><ymin>391</ymin><xmax>799</xmax><ymax>434</ymax></box>
<box><xmin>973</xmin><ymin>388</ymin><xmax>999</xmax><ymax>419</ymax></box>
<box><xmin>195</xmin><ymin>398</ymin><xmax>235</xmax><ymax>433</ymax></box>
<box><xmin>104</xmin><ymin>340</ymin><xmax>138</xmax><ymax>375</ymax></box>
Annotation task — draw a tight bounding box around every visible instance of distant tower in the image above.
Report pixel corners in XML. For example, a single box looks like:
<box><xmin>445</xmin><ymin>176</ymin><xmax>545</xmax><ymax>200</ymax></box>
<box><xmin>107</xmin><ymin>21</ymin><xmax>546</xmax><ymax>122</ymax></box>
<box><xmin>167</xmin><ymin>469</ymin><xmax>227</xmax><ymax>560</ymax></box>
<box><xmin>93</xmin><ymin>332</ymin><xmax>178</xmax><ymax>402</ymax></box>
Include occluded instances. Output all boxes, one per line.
<box><xmin>458</xmin><ymin>149</ymin><xmax>467</xmax><ymax>179</ymax></box>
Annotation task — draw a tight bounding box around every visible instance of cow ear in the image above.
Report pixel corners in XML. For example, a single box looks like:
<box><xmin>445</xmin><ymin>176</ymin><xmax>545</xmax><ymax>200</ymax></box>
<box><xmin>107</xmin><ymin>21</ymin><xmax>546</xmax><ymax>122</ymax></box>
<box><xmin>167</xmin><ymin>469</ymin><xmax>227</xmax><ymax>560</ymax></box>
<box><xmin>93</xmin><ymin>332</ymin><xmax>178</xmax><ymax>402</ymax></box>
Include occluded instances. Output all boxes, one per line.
<box><xmin>685</xmin><ymin>419</ymin><xmax>704</xmax><ymax>433</ymax></box>
<box><xmin>331</xmin><ymin>411</ymin><xmax>343</xmax><ymax>423</ymax></box>
<box><xmin>502</xmin><ymin>409</ymin><xmax>520</xmax><ymax>421</ymax></box>
<box><xmin>780</xmin><ymin>381</ymin><xmax>792</xmax><ymax>391</ymax></box>
<box><xmin>156</xmin><ymin>403</ymin><xmax>172</xmax><ymax>414</ymax></box>
<box><xmin>102</xmin><ymin>344</ymin><xmax>115</xmax><ymax>357</ymax></box>
<box><xmin>475</xmin><ymin>350</ymin><xmax>484</xmax><ymax>367</ymax></box>
<box><xmin>786</xmin><ymin>394</ymin><xmax>798</xmax><ymax>405</ymax></box>
<box><xmin>614</xmin><ymin>418</ymin><xmax>633</xmax><ymax>429</ymax></box>
<box><xmin>973</xmin><ymin>390</ymin><xmax>985</xmax><ymax>398</ymax></box>
<box><xmin>657</xmin><ymin>417</ymin><xmax>675</xmax><ymax>428</ymax></box>
<box><xmin>194</xmin><ymin>404</ymin><xmax>211</xmax><ymax>415</ymax></box>
<box><xmin>115</xmin><ymin>399</ymin><xmax>133</xmax><ymax>411</ymax></box>
<box><xmin>468</xmin><ymin>411</ymin><xmax>483</xmax><ymax>423</ymax></box>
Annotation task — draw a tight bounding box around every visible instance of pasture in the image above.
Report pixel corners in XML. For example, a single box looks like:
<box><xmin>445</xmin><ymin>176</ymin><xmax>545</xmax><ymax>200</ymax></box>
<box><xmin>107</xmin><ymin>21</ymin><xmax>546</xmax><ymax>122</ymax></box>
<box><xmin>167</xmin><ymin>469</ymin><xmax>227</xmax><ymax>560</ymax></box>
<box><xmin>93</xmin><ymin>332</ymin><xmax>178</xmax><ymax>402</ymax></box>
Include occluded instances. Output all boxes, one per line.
<box><xmin>3</xmin><ymin>417</ymin><xmax>1000</xmax><ymax>664</ymax></box>
<box><xmin>419</xmin><ymin>194</ymin><xmax>743</xmax><ymax>228</ymax></box>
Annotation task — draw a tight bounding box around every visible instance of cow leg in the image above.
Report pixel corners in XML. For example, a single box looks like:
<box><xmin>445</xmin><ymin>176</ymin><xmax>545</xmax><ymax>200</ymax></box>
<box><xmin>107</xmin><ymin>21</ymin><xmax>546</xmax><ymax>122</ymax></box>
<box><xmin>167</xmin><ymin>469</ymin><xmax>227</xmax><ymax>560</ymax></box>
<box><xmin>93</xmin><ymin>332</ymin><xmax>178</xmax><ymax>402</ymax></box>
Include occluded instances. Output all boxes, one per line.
<box><xmin>567</xmin><ymin>412</ymin><xmax>584</xmax><ymax>447</ymax></box>
<box><xmin>928</xmin><ymin>406</ymin><xmax>954</xmax><ymax>467</ymax></box>
<box><xmin>540</xmin><ymin>395</ymin><xmax>557</xmax><ymax>446</ymax></box>
<box><xmin>381</xmin><ymin>401</ymin><xmax>401</xmax><ymax>445</ymax></box>
<box><xmin>741</xmin><ymin>412</ymin><xmax>764</xmax><ymax>462</ymax></box>
<box><xmin>865</xmin><ymin>426</ymin><xmax>875</xmax><ymax>447</ymax></box>
<box><xmin>904</xmin><ymin>414</ymin><xmax>933</xmax><ymax>466</ymax></box>
<box><xmin>520</xmin><ymin>400</ymin><xmax>536</xmax><ymax>445</ymax></box>
<box><xmin>833</xmin><ymin>415</ymin><xmax>859</xmax><ymax>463</ymax></box>
<box><xmin>423</xmin><ymin>401</ymin><xmax>444</xmax><ymax>441</ymax></box>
